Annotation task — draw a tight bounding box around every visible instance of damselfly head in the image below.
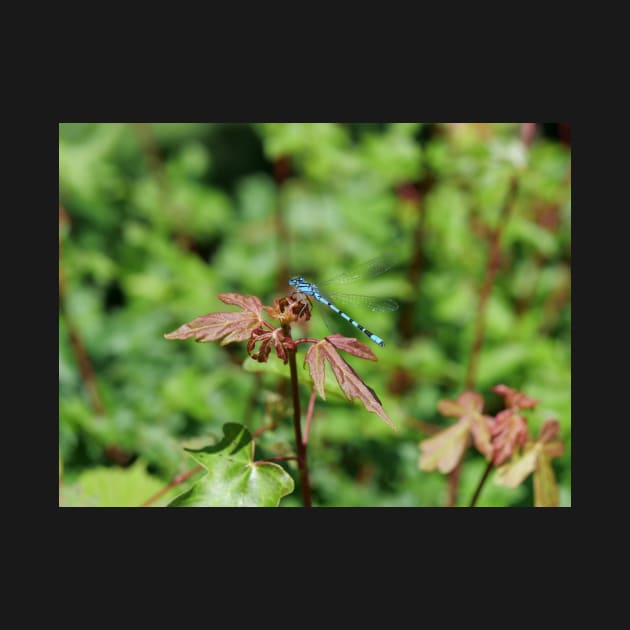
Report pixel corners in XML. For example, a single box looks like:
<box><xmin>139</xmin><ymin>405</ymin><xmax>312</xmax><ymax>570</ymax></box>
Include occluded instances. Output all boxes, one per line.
<box><xmin>288</xmin><ymin>276</ymin><xmax>303</xmax><ymax>286</ymax></box>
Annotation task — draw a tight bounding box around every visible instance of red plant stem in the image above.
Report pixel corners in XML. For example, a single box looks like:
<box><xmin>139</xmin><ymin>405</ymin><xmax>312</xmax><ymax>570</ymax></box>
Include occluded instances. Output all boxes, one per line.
<box><xmin>287</xmin><ymin>347</ymin><xmax>312</xmax><ymax>507</ymax></box>
<box><xmin>294</xmin><ymin>337</ymin><xmax>320</xmax><ymax>345</ymax></box>
<box><xmin>399</xmin><ymin>176</ymin><xmax>433</xmax><ymax>341</ymax></box>
<box><xmin>303</xmin><ymin>388</ymin><xmax>317</xmax><ymax>446</ymax></box>
<box><xmin>447</xmin><ymin>174</ymin><xmax>520</xmax><ymax>507</ymax></box>
<box><xmin>465</xmin><ymin>174</ymin><xmax>519</xmax><ymax>390</ymax></box>
<box><xmin>469</xmin><ymin>460</ymin><xmax>494</xmax><ymax>507</ymax></box>
<box><xmin>141</xmin><ymin>465</ymin><xmax>203</xmax><ymax>507</ymax></box>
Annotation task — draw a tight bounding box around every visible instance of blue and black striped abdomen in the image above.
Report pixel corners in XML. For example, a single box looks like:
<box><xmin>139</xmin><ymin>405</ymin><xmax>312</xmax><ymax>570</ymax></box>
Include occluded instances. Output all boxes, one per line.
<box><xmin>312</xmin><ymin>291</ymin><xmax>386</xmax><ymax>347</ymax></box>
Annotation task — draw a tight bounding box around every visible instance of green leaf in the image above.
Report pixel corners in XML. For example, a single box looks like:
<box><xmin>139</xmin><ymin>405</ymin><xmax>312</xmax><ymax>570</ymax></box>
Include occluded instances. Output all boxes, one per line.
<box><xmin>169</xmin><ymin>423</ymin><xmax>295</xmax><ymax>507</ymax></box>
<box><xmin>59</xmin><ymin>461</ymin><xmax>168</xmax><ymax>507</ymax></box>
<box><xmin>533</xmin><ymin>451</ymin><xmax>560</xmax><ymax>507</ymax></box>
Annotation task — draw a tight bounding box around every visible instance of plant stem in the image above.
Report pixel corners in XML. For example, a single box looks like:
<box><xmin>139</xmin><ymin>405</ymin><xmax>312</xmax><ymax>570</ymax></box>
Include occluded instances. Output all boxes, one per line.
<box><xmin>303</xmin><ymin>388</ymin><xmax>317</xmax><ymax>446</ymax></box>
<box><xmin>465</xmin><ymin>174</ymin><xmax>519</xmax><ymax>389</ymax></box>
<box><xmin>287</xmin><ymin>347</ymin><xmax>312</xmax><ymax>507</ymax></box>
<box><xmin>448</xmin><ymin>174</ymin><xmax>520</xmax><ymax>507</ymax></box>
<box><xmin>142</xmin><ymin>465</ymin><xmax>203</xmax><ymax>507</ymax></box>
<box><xmin>399</xmin><ymin>175</ymin><xmax>433</xmax><ymax>342</ymax></box>
<box><xmin>469</xmin><ymin>460</ymin><xmax>494</xmax><ymax>507</ymax></box>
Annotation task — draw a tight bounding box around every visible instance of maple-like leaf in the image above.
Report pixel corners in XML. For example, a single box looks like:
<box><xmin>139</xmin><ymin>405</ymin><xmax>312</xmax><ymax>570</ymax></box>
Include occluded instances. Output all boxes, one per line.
<box><xmin>419</xmin><ymin>391</ymin><xmax>493</xmax><ymax>473</ymax></box>
<box><xmin>247</xmin><ymin>326</ymin><xmax>295</xmax><ymax>364</ymax></box>
<box><xmin>437</xmin><ymin>391</ymin><xmax>484</xmax><ymax>417</ymax></box>
<box><xmin>303</xmin><ymin>336</ymin><xmax>395</xmax><ymax>430</ymax></box>
<box><xmin>325</xmin><ymin>334</ymin><xmax>378</xmax><ymax>361</ymax></box>
<box><xmin>164</xmin><ymin>293</ymin><xmax>264</xmax><ymax>345</ymax></box>
<box><xmin>494</xmin><ymin>443</ymin><xmax>540</xmax><ymax>487</ymax></box>
<box><xmin>492</xmin><ymin>384</ymin><xmax>539</xmax><ymax>410</ymax></box>
<box><xmin>494</xmin><ymin>419</ymin><xmax>564</xmax><ymax>506</ymax></box>
<box><xmin>490</xmin><ymin>408</ymin><xmax>529</xmax><ymax>466</ymax></box>
<box><xmin>419</xmin><ymin>419</ymin><xmax>471</xmax><ymax>473</ymax></box>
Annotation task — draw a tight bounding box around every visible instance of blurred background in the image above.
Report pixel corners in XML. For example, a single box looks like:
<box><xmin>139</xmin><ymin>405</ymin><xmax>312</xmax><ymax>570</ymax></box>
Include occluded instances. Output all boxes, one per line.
<box><xmin>58</xmin><ymin>122</ymin><xmax>571</xmax><ymax>507</ymax></box>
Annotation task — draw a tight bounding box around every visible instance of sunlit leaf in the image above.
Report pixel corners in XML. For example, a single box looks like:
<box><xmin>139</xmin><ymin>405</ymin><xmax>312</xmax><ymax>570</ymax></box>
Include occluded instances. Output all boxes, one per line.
<box><xmin>169</xmin><ymin>423</ymin><xmax>294</xmax><ymax>507</ymax></box>
<box><xmin>59</xmin><ymin>461</ymin><xmax>169</xmax><ymax>507</ymax></box>
<box><xmin>325</xmin><ymin>334</ymin><xmax>378</xmax><ymax>361</ymax></box>
<box><xmin>494</xmin><ymin>444</ymin><xmax>540</xmax><ymax>488</ymax></box>
<box><xmin>304</xmin><ymin>338</ymin><xmax>396</xmax><ymax>429</ymax></box>
<box><xmin>419</xmin><ymin>419</ymin><xmax>470</xmax><ymax>473</ymax></box>
<box><xmin>164</xmin><ymin>293</ymin><xmax>264</xmax><ymax>345</ymax></box>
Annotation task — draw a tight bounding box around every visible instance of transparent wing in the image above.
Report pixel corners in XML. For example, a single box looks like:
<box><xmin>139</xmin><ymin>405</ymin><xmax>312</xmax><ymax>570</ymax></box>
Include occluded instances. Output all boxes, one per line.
<box><xmin>323</xmin><ymin>292</ymin><xmax>399</xmax><ymax>312</ymax></box>
<box><xmin>317</xmin><ymin>254</ymin><xmax>396</xmax><ymax>287</ymax></box>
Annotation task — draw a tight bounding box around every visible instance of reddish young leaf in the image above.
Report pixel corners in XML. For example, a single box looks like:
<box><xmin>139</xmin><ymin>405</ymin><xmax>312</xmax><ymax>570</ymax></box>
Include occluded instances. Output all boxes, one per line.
<box><xmin>494</xmin><ymin>419</ymin><xmax>564</xmax><ymax>505</ymax></box>
<box><xmin>164</xmin><ymin>293</ymin><xmax>264</xmax><ymax>345</ymax></box>
<box><xmin>490</xmin><ymin>409</ymin><xmax>529</xmax><ymax>466</ymax></box>
<box><xmin>247</xmin><ymin>327</ymin><xmax>295</xmax><ymax>364</ymax></box>
<box><xmin>325</xmin><ymin>334</ymin><xmax>378</xmax><ymax>361</ymax></box>
<box><xmin>539</xmin><ymin>419</ymin><xmax>560</xmax><ymax>443</ymax></box>
<box><xmin>303</xmin><ymin>338</ymin><xmax>395</xmax><ymax>430</ymax></box>
<box><xmin>263</xmin><ymin>295</ymin><xmax>311</xmax><ymax>326</ymax></box>
<box><xmin>540</xmin><ymin>420</ymin><xmax>565</xmax><ymax>458</ymax></box>
<box><xmin>419</xmin><ymin>419</ymin><xmax>471</xmax><ymax>473</ymax></box>
<box><xmin>492</xmin><ymin>384</ymin><xmax>539</xmax><ymax>410</ymax></box>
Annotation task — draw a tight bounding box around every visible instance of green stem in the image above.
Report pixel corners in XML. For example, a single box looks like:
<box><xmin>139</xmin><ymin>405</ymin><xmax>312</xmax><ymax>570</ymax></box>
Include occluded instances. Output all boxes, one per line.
<box><xmin>288</xmin><ymin>347</ymin><xmax>312</xmax><ymax>507</ymax></box>
<box><xmin>469</xmin><ymin>460</ymin><xmax>494</xmax><ymax>507</ymax></box>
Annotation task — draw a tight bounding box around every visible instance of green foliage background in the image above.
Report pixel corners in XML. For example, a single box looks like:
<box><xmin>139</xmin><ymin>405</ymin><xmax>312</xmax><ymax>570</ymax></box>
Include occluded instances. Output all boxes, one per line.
<box><xmin>59</xmin><ymin>122</ymin><xmax>571</xmax><ymax>507</ymax></box>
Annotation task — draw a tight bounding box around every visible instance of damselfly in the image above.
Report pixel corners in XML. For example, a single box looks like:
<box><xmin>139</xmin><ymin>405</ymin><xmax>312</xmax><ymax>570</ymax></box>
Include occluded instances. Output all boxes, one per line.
<box><xmin>288</xmin><ymin>255</ymin><xmax>398</xmax><ymax>347</ymax></box>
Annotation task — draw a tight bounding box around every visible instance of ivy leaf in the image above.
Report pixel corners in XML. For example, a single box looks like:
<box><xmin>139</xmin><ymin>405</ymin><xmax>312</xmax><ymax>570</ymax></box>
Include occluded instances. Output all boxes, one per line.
<box><xmin>303</xmin><ymin>337</ymin><xmax>396</xmax><ymax>430</ymax></box>
<box><xmin>168</xmin><ymin>423</ymin><xmax>294</xmax><ymax>507</ymax></box>
<box><xmin>164</xmin><ymin>293</ymin><xmax>264</xmax><ymax>345</ymax></box>
<box><xmin>419</xmin><ymin>419</ymin><xmax>471</xmax><ymax>473</ymax></box>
